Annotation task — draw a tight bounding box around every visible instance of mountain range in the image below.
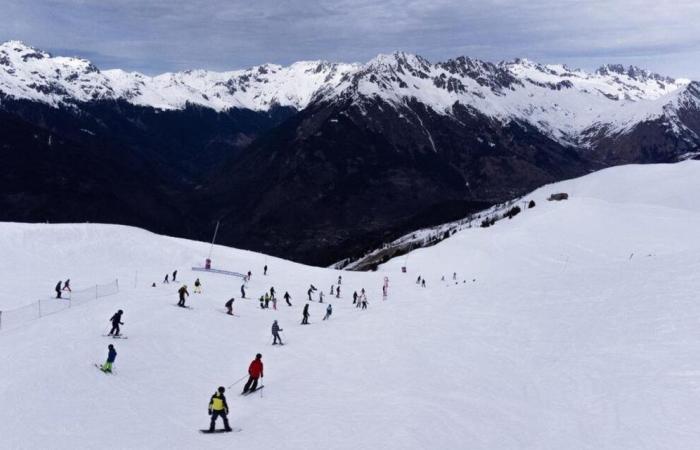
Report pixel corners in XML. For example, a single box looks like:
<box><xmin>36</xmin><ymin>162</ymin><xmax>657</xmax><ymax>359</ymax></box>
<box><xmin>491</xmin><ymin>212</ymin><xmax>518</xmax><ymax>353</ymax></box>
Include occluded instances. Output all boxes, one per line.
<box><xmin>1</xmin><ymin>40</ymin><xmax>699</xmax><ymax>265</ymax></box>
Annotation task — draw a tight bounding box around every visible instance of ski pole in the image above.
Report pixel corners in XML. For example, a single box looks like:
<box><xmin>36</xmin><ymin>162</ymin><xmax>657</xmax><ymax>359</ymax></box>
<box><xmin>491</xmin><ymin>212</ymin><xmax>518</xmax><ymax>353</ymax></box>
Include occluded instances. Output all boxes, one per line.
<box><xmin>227</xmin><ymin>374</ymin><xmax>248</xmax><ymax>389</ymax></box>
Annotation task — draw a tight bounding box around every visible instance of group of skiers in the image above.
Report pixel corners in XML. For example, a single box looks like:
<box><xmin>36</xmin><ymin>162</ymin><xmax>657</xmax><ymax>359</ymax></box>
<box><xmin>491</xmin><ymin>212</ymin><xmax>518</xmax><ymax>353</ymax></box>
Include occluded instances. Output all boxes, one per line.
<box><xmin>207</xmin><ymin>353</ymin><xmax>264</xmax><ymax>432</ymax></box>
<box><xmin>54</xmin><ymin>279</ymin><xmax>71</xmax><ymax>298</ymax></box>
<box><xmin>163</xmin><ymin>270</ymin><xmax>178</xmax><ymax>284</ymax></box>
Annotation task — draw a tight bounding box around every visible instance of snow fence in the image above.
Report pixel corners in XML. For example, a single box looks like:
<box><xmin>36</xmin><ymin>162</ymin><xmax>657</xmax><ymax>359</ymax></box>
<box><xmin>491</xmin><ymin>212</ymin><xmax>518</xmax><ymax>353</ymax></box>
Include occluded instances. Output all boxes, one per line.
<box><xmin>0</xmin><ymin>279</ymin><xmax>119</xmax><ymax>331</ymax></box>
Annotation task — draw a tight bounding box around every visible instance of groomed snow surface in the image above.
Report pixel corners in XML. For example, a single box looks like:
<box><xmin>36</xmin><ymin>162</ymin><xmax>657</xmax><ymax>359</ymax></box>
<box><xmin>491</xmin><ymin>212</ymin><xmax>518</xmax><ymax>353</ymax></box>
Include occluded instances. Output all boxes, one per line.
<box><xmin>2</xmin><ymin>161</ymin><xmax>700</xmax><ymax>449</ymax></box>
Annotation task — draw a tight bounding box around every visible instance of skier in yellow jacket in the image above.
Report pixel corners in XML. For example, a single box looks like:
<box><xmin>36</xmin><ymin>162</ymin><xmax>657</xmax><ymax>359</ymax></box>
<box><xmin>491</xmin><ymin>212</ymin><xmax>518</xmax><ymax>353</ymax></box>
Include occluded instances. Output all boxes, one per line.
<box><xmin>208</xmin><ymin>386</ymin><xmax>232</xmax><ymax>432</ymax></box>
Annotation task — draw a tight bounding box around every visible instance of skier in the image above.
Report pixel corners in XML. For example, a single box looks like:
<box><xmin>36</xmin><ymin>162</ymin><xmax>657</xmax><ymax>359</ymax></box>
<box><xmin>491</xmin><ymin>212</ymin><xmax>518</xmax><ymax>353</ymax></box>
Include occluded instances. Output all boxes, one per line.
<box><xmin>353</xmin><ymin>291</ymin><xmax>358</xmax><ymax>304</ymax></box>
<box><xmin>208</xmin><ymin>386</ymin><xmax>232</xmax><ymax>432</ymax></box>
<box><xmin>337</xmin><ymin>275</ymin><xmax>342</xmax><ymax>285</ymax></box>
<box><xmin>270</xmin><ymin>287</ymin><xmax>276</xmax><ymax>298</ymax></box>
<box><xmin>283</xmin><ymin>291</ymin><xmax>292</xmax><ymax>307</ymax></box>
<box><xmin>336</xmin><ymin>285</ymin><xmax>341</xmax><ymax>298</ymax></box>
<box><xmin>330</xmin><ymin>285</ymin><xmax>335</xmax><ymax>296</ymax></box>
<box><xmin>259</xmin><ymin>295</ymin><xmax>265</xmax><ymax>309</ymax></box>
<box><xmin>108</xmin><ymin>310</ymin><xmax>124</xmax><ymax>336</ymax></box>
<box><xmin>194</xmin><ymin>278</ymin><xmax>202</xmax><ymax>294</ymax></box>
<box><xmin>301</xmin><ymin>304</ymin><xmax>310</xmax><ymax>325</ymax></box>
<box><xmin>178</xmin><ymin>284</ymin><xmax>189</xmax><ymax>307</ymax></box>
<box><xmin>225</xmin><ymin>298</ymin><xmax>235</xmax><ymax>315</ymax></box>
<box><xmin>323</xmin><ymin>304</ymin><xmax>332</xmax><ymax>320</ymax></box>
<box><xmin>242</xmin><ymin>354</ymin><xmax>264</xmax><ymax>394</ymax></box>
<box><xmin>100</xmin><ymin>344</ymin><xmax>117</xmax><ymax>373</ymax></box>
<box><xmin>247</xmin><ymin>270</ymin><xmax>252</xmax><ymax>281</ymax></box>
<box><xmin>264</xmin><ymin>292</ymin><xmax>270</xmax><ymax>309</ymax></box>
<box><xmin>63</xmin><ymin>279</ymin><xmax>71</xmax><ymax>292</ymax></box>
<box><xmin>55</xmin><ymin>281</ymin><xmax>62</xmax><ymax>299</ymax></box>
<box><xmin>453</xmin><ymin>272</ymin><xmax>457</xmax><ymax>281</ymax></box>
<box><xmin>264</xmin><ymin>265</ymin><xmax>268</xmax><ymax>276</ymax></box>
<box><xmin>361</xmin><ymin>295</ymin><xmax>368</xmax><ymax>310</ymax></box>
<box><xmin>416</xmin><ymin>276</ymin><xmax>421</xmax><ymax>285</ymax></box>
<box><xmin>421</xmin><ymin>279</ymin><xmax>426</xmax><ymax>288</ymax></box>
<box><xmin>271</xmin><ymin>295</ymin><xmax>277</xmax><ymax>311</ymax></box>
<box><xmin>172</xmin><ymin>270</ymin><xmax>178</xmax><ymax>282</ymax></box>
<box><xmin>307</xmin><ymin>287</ymin><xmax>314</xmax><ymax>301</ymax></box>
<box><xmin>164</xmin><ymin>274</ymin><xmax>169</xmax><ymax>284</ymax></box>
<box><xmin>272</xmin><ymin>320</ymin><xmax>283</xmax><ymax>345</ymax></box>
<box><xmin>240</xmin><ymin>284</ymin><xmax>246</xmax><ymax>299</ymax></box>
<box><xmin>319</xmin><ymin>291</ymin><xmax>325</xmax><ymax>303</ymax></box>
<box><xmin>382</xmin><ymin>285</ymin><xmax>387</xmax><ymax>297</ymax></box>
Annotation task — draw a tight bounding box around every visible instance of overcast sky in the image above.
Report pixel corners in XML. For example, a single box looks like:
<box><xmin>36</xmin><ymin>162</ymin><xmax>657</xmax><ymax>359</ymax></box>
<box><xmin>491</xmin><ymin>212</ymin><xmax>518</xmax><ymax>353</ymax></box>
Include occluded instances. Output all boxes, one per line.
<box><xmin>2</xmin><ymin>0</ymin><xmax>699</xmax><ymax>79</ymax></box>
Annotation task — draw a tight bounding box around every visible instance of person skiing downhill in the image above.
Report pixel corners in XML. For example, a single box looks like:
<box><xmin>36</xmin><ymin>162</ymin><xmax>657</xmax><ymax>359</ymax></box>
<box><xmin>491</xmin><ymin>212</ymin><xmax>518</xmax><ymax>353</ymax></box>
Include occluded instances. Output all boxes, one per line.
<box><xmin>259</xmin><ymin>296</ymin><xmax>265</xmax><ymax>309</ymax></box>
<box><xmin>307</xmin><ymin>287</ymin><xmax>314</xmax><ymax>301</ymax></box>
<box><xmin>421</xmin><ymin>279</ymin><xmax>426</xmax><ymax>288</ymax></box>
<box><xmin>270</xmin><ymin>287</ymin><xmax>275</xmax><ymax>298</ymax></box>
<box><xmin>264</xmin><ymin>265</ymin><xmax>268</xmax><ymax>276</ymax></box>
<box><xmin>225</xmin><ymin>298</ymin><xmax>235</xmax><ymax>315</ymax></box>
<box><xmin>178</xmin><ymin>285</ymin><xmax>189</xmax><ymax>307</ymax></box>
<box><xmin>353</xmin><ymin>291</ymin><xmax>358</xmax><ymax>304</ymax></box>
<box><xmin>164</xmin><ymin>274</ymin><xmax>169</xmax><ymax>284</ymax></box>
<box><xmin>336</xmin><ymin>286</ymin><xmax>341</xmax><ymax>298</ymax></box>
<box><xmin>330</xmin><ymin>285</ymin><xmax>335</xmax><ymax>296</ymax></box>
<box><xmin>264</xmin><ymin>292</ymin><xmax>270</xmax><ymax>309</ymax></box>
<box><xmin>63</xmin><ymin>279</ymin><xmax>71</xmax><ymax>292</ymax></box>
<box><xmin>242</xmin><ymin>354</ymin><xmax>264</xmax><ymax>394</ymax></box>
<box><xmin>194</xmin><ymin>278</ymin><xmax>202</xmax><ymax>294</ymax></box>
<box><xmin>301</xmin><ymin>304</ymin><xmax>310</xmax><ymax>325</ymax></box>
<box><xmin>108</xmin><ymin>310</ymin><xmax>124</xmax><ymax>336</ymax></box>
<box><xmin>323</xmin><ymin>304</ymin><xmax>332</xmax><ymax>320</ymax></box>
<box><xmin>361</xmin><ymin>294</ymin><xmax>368</xmax><ymax>310</ymax></box>
<box><xmin>240</xmin><ymin>284</ymin><xmax>246</xmax><ymax>299</ymax></box>
<box><xmin>284</xmin><ymin>291</ymin><xmax>292</xmax><ymax>307</ymax></box>
<box><xmin>101</xmin><ymin>344</ymin><xmax>117</xmax><ymax>373</ymax></box>
<box><xmin>172</xmin><ymin>270</ymin><xmax>178</xmax><ymax>282</ymax></box>
<box><xmin>319</xmin><ymin>291</ymin><xmax>325</xmax><ymax>303</ymax></box>
<box><xmin>416</xmin><ymin>276</ymin><xmax>421</xmax><ymax>285</ymax></box>
<box><xmin>272</xmin><ymin>320</ymin><xmax>283</xmax><ymax>345</ymax></box>
<box><xmin>208</xmin><ymin>386</ymin><xmax>232</xmax><ymax>432</ymax></box>
<box><xmin>337</xmin><ymin>275</ymin><xmax>342</xmax><ymax>285</ymax></box>
<box><xmin>55</xmin><ymin>281</ymin><xmax>62</xmax><ymax>299</ymax></box>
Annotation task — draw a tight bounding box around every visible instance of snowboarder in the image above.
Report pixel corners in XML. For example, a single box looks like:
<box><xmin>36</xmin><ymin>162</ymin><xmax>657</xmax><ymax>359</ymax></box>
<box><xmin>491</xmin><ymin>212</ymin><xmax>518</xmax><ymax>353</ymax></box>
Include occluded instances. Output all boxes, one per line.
<box><xmin>108</xmin><ymin>310</ymin><xmax>124</xmax><ymax>336</ymax></box>
<box><xmin>178</xmin><ymin>284</ymin><xmax>189</xmax><ymax>307</ymax></box>
<box><xmin>301</xmin><ymin>304</ymin><xmax>310</xmax><ymax>325</ymax></box>
<box><xmin>55</xmin><ymin>281</ymin><xmax>62</xmax><ymax>299</ymax></box>
<box><xmin>164</xmin><ymin>274</ymin><xmax>169</xmax><ymax>284</ymax></box>
<box><xmin>264</xmin><ymin>265</ymin><xmax>268</xmax><ymax>276</ymax></box>
<box><xmin>208</xmin><ymin>386</ymin><xmax>232</xmax><ymax>432</ymax></box>
<box><xmin>337</xmin><ymin>275</ymin><xmax>342</xmax><ymax>285</ymax></box>
<box><xmin>101</xmin><ymin>344</ymin><xmax>117</xmax><ymax>373</ymax></box>
<box><xmin>353</xmin><ymin>291</ymin><xmax>358</xmax><ymax>304</ymax></box>
<box><xmin>319</xmin><ymin>291</ymin><xmax>325</xmax><ymax>303</ymax></box>
<box><xmin>172</xmin><ymin>270</ymin><xmax>178</xmax><ymax>282</ymax></box>
<box><xmin>242</xmin><ymin>354</ymin><xmax>264</xmax><ymax>394</ymax></box>
<box><xmin>240</xmin><ymin>284</ymin><xmax>246</xmax><ymax>299</ymax></box>
<box><xmin>63</xmin><ymin>279</ymin><xmax>71</xmax><ymax>292</ymax></box>
<box><xmin>336</xmin><ymin>286</ymin><xmax>341</xmax><ymax>298</ymax></box>
<box><xmin>284</xmin><ymin>291</ymin><xmax>292</xmax><ymax>307</ymax></box>
<box><xmin>194</xmin><ymin>278</ymin><xmax>202</xmax><ymax>294</ymax></box>
<box><xmin>272</xmin><ymin>320</ymin><xmax>283</xmax><ymax>345</ymax></box>
<box><xmin>225</xmin><ymin>298</ymin><xmax>235</xmax><ymax>315</ymax></box>
<box><xmin>323</xmin><ymin>304</ymin><xmax>332</xmax><ymax>320</ymax></box>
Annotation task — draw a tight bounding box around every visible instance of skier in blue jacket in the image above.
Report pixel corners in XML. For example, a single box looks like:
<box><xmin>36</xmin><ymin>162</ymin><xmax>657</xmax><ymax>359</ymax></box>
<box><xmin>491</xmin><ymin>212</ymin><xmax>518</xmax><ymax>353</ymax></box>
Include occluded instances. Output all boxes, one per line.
<box><xmin>101</xmin><ymin>344</ymin><xmax>117</xmax><ymax>373</ymax></box>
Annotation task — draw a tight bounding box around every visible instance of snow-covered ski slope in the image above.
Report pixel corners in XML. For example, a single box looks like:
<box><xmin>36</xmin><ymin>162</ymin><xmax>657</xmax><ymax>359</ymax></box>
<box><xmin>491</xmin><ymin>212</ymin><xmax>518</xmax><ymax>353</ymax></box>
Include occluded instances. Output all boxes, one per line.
<box><xmin>2</xmin><ymin>161</ymin><xmax>700</xmax><ymax>449</ymax></box>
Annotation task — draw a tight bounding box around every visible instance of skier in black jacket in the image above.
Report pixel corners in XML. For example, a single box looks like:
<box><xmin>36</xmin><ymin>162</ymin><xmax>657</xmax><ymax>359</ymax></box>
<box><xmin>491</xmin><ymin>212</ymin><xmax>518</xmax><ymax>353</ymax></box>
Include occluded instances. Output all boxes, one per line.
<box><xmin>55</xmin><ymin>281</ymin><xmax>62</xmax><ymax>299</ymax></box>
<box><xmin>225</xmin><ymin>298</ymin><xmax>235</xmax><ymax>315</ymax></box>
<box><xmin>108</xmin><ymin>310</ymin><xmax>124</xmax><ymax>336</ymax></box>
<box><xmin>301</xmin><ymin>304</ymin><xmax>310</xmax><ymax>325</ymax></box>
<box><xmin>283</xmin><ymin>291</ymin><xmax>292</xmax><ymax>306</ymax></box>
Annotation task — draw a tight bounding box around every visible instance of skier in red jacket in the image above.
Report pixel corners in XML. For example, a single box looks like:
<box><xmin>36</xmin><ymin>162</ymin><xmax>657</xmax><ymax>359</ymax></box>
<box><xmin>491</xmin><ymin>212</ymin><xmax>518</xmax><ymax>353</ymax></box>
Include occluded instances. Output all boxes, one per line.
<box><xmin>242</xmin><ymin>353</ymin><xmax>264</xmax><ymax>394</ymax></box>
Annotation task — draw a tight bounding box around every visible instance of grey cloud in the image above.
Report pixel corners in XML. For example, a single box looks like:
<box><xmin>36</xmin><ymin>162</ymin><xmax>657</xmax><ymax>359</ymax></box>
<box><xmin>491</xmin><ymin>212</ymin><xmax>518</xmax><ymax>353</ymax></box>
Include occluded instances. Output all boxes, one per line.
<box><xmin>1</xmin><ymin>0</ymin><xmax>699</xmax><ymax>79</ymax></box>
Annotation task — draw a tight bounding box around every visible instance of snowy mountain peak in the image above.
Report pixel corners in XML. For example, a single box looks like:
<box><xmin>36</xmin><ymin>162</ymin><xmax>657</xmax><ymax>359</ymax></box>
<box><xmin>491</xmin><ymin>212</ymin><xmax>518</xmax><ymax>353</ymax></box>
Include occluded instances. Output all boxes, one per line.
<box><xmin>0</xmin><ymin>41</ymin><xmax>698</xmax><ymax>145</ymax></box>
